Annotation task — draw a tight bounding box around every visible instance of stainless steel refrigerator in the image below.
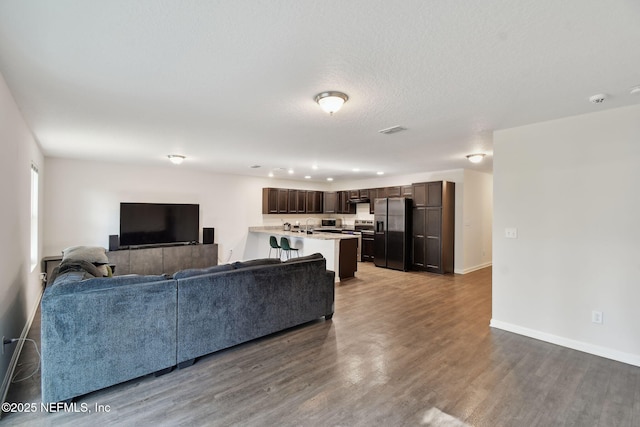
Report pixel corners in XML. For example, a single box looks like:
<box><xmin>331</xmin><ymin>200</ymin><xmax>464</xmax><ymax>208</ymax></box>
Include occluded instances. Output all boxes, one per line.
<box><xmin>374</xmin><ymin>197</ymin><xmax>412</xmax><ymax>271</ymax></box>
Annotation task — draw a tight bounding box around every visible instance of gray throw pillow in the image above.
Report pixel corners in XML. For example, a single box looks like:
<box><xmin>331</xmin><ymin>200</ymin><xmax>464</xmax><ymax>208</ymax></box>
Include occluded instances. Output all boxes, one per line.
<box><xmin>62</xmin><ymin>246</ymin><xmax>109</xmax><ymax>265</ymax></box>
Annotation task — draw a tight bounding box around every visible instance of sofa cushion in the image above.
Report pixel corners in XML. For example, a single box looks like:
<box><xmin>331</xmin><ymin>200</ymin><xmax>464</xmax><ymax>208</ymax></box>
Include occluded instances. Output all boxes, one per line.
<box><xmin>232</xmin><ymin>258</ymin><xmax>282</xmax><ymax>270</ymax></box>
<box><xmin>62</xmin><ymin>246</ymin><xmax>109</xmax><ymax>265</ymax></box>
<box><xmin>173</xmin><ymin>264</ymin><xmax>235</xmax><ymax>280</ymax></box>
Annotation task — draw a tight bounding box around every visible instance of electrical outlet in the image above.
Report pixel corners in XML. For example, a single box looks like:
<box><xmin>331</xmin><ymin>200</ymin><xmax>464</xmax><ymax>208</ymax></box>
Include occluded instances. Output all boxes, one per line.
<box><xmin>505</xmin><ymin>228</ymin><xmax>518</xmax><ymax>239</ymax></box>
<box><xmin>592</xmin><ymin>311</ymin><xmax>603</xmax><ymax>324</ymax></box>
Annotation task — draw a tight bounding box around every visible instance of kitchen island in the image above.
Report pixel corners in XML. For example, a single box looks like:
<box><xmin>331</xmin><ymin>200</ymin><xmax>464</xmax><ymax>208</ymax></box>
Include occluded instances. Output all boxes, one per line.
<box><xmin>247</xmin><ymin>227</ymin><xmax>358</xmax><ymax>282</ymax></box>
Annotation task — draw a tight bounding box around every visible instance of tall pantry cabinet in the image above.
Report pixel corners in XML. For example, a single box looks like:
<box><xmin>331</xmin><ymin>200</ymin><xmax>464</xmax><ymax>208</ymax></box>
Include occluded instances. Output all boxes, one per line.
<box><xmin>411</xmin><ymin>181</ymin><xmax>455</xmax><ymax>274</ymax></box>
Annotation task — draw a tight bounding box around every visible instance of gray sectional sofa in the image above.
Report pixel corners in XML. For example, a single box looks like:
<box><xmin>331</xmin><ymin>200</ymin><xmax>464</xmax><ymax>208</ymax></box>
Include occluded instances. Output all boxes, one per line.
<box><xmin>41</xmin><ymin>253</ymin><xmax>335</xmax><ymax>404</ymax></box>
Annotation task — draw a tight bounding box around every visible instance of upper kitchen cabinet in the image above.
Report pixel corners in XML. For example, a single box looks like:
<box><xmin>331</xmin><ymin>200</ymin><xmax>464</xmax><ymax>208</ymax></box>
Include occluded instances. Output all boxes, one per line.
<box><xmin>288</xmin><ymin>189</ymin><xmax>306</xmax><ymax>214</ymax></box>
<box><xmin>412</xmin><ymin>181</ymin><xmax>443</xmax><ymax>207</ymax></box>
<box><xmin>323</xmin><ymin>191</ymin><xmax>338</xmax><ymax>214</ymax></box>
<box><xmin>262</xmin><ymin>188</ymin><xmax>289</xmax><ymax>214</ymax></box>
<box><xmin>338</xmin><ymin>191</ymin><xmax>356</xmax><ymax>214</ymax></box>
<box><xmin>386</xmin><ymin>186</ymin><xmax>402</xmax><ymax>197</ymax></box>
<box><xmin>306</xmin><ymin>191</ymin><xmax>323</xmax><ymax>214</ymax></box>
<box><xmin>401</xmin><ymin>185</ymin><xmax>413</xmax><ymax>198</ymax></box>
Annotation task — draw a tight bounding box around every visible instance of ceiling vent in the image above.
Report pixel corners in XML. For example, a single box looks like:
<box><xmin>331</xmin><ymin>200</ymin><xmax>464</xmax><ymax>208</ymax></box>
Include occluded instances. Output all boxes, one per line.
<box><xmin>589</xmin><ymin>94</ymin><xmax>607</xmax><ymax>104</ymax></box>
<box><xmin>378</xmin><ymin>125</ymin><xmax>407</xmax><ymax>135</ymax></box>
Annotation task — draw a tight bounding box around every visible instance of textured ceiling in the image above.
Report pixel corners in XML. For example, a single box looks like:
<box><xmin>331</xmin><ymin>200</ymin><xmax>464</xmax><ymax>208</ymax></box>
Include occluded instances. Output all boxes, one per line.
<box><xmin>1</xmin><ymin>1</ymin><xmax>639</xmax><ymax>182</ymax></box>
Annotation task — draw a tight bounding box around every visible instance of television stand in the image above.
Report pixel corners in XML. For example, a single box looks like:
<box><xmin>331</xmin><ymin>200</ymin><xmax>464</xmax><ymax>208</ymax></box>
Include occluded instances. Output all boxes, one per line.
<box><xmin>121</xmin><ymin>241</ymin><xmax>196</xmax><ymax>250</ymax></box>
<box><xmin>107</xmin><ymin>244</ymin><xmax>218</xmax><ymax>276</ymax></box>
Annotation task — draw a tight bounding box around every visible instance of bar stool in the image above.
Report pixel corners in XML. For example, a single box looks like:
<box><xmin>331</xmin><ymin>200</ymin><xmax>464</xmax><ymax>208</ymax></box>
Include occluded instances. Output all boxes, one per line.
<box><xmin>280</xmin><ymin>237</ymin><xmax>299</xmax><ymax>260</ymax></box>
<box><xmin>268</xmin><ymin>236</ymin><xmax>281</xmax><ymax>258</ymax></box>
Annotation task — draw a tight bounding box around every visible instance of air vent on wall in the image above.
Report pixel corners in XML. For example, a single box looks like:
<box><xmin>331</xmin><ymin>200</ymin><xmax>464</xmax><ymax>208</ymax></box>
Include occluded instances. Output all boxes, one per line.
<box><xmin>378</xmin><ymin>125</ymin><xmax>407</xmax><ymax>135</ymax></box>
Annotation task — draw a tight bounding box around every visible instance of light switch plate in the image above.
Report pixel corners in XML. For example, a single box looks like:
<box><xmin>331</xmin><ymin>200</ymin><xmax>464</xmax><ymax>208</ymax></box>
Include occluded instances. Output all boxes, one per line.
<box><xmin>505</xmin><ymin>228</ymin><xmax>518</xmax><ymax>239</ymax></box>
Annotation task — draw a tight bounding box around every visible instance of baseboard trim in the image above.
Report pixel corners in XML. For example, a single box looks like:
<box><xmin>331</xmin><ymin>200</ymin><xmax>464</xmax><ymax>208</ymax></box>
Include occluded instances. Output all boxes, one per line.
<box><xmin>490</xmin><ymin>319</ymin><xmax>640</xmax><ymax>368</ymax></box>
<box><xmin>455</xmin><ymin>261</ymin><xmax>492</xmax><ymax>275</ymax></box>
<box><xmin>0</xmin><ymin>288</ymin><xmax>43</xmax><ymax>414</ymax></box>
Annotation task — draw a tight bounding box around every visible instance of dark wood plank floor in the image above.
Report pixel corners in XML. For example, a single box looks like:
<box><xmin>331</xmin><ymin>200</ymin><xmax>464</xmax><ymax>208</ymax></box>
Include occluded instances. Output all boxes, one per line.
<box><xmin>2</xmin><ymin>264</ymin><xmax>639</xmax><ymax>426</ymax></box>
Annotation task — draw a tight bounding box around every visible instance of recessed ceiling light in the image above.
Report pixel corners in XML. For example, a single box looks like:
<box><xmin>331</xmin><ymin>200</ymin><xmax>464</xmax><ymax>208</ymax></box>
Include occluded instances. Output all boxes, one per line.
<box><xmin>304</xmin><ymin>175</ymin><xmax>311</xmax><ymax>179</ymax></box>
<box><xmin>352</xmin><ymin>168</ymin><xmax>360</xmax><ymax>172</ymax></box>
<box><xmin>312</xmin><ymin>164</ymin><xmax>319</xmax><ymax>170</ymax></box>
<box><xmin>327</xmin><ymin>177</ymin><xmax>334</xmax><ymax>181</ymax></box>
<box><xmin>288</xmin><ymin>169</ymin><xmax>294</xmax><ymax>174</ymax></box>
<box><xmin>168</xmin><ymin>154</ymin><xmax>185</xmax><ymax>165</ymax></box>
<box><xmin>268</xmin><ymin>172</ymin><xmax>274</xmax><ymax>177</ymax></box>
<box><xmin>376</xmin><ymin>171</ymin><xmax>384</xmax><ymax>175</ymax></box>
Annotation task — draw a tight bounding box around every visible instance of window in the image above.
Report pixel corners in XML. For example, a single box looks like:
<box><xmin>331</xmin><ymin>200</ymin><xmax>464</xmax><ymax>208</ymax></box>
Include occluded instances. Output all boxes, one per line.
<box><xmin>30</xmin><ymin>163</ymin><xmax>39</xmax><ymax>271</ymax></box>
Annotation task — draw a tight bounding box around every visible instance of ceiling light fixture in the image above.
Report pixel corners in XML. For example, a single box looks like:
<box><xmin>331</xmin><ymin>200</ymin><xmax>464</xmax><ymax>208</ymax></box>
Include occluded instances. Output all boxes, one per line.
<box><xmin>376</xmin><ymin>171</ymin><xmax>384</xmax><ymax>175</ymax></box>
<box><xmin>327</xmin><ymin>177</ymin><xmax>334</xmax><ymax>181</ymax></box>
<box><xmin>589</xmin><ymin>93</ymin><xmax>607</xmax><ymax>104</ymax></box>
<box><xmin>315</xmin><ymin>91</ymin><xmax>348</xmax><ymax>115</ymax></box>
<box><xmin>304</xmin><ymin>175</ymin><xmax>311</xmax><ymax>179</ymax></box>
<box><xmin>168</xmin><ymin>154</ymin><xmax>185</xmax><ymax>165</ymax></box>
<box><xmin>288</xmin><ymin>169</ymin><xmax>294</xmax><ymax>174</ymax></box>
<box><xmin>466</xmin><ymin>153</ymin><xmax>485</xmax><ymax>163</ymax></box>
<box><xmin>630</xmin><ymin>85</ymin><xmax>640</xmax><ymax>96</ymax></box>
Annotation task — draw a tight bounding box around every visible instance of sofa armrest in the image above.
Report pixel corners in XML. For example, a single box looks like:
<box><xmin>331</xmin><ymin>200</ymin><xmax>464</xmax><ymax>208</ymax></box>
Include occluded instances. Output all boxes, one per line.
<box><xmin>41</xmin><ymin>279</ymin><xmax>177</xmax><ymax>403</ymax></box>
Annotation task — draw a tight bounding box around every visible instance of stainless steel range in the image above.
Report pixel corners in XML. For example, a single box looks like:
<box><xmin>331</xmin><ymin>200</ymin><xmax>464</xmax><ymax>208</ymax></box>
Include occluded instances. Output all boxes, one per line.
<box><xmin>353</xmin><ymin>219</ymin><xmax>374</xmax><ymax>262</ymax></box>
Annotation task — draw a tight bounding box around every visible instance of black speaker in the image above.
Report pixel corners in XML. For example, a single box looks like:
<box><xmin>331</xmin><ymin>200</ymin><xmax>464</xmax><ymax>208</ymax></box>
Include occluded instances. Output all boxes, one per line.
<box><xmin>109</xmin><ymin>235</ymin><xmax>120</xmax><ymax>251</ymax></box>
<box><xmin>203</xmin><ymin>228</ymin><xmax>214</xmax><ymax>244</ymax></box>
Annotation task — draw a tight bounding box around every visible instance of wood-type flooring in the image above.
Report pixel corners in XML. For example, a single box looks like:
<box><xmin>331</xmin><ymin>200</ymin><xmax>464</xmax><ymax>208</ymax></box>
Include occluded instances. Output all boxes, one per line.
<box><xmin>2</xmin><ymin>264</ymin><xmax>639</xmax><ymax>426</ymax></box>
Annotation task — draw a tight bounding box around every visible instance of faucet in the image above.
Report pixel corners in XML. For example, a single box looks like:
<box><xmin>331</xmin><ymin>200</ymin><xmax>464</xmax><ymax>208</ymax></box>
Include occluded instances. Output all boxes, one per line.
<box><xmin>305</xmin><ymin>217</ymin><xmax>317</xmax><ymax>234</ymax></box>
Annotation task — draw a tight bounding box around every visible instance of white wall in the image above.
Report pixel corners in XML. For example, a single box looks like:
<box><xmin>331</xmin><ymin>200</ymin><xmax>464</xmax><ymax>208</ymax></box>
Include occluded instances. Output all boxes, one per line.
<box><xmin>43</xmin><ymin>158</ymin><xmax>328</xmax><ymax>262</ymax></box>
<box><xmin>492</xmin><ymin>104</ymin><xmax>640</xmax><ymax>367</ymax></box>
<box><xmin>0</xmin><ymin>72</ymin><xmax>45</xmax><ymax>400</ymax></box>
<box><xmin>461</xmin><ymin>169</ymin><xmax>493</xmax><ymax>273</ymax></box>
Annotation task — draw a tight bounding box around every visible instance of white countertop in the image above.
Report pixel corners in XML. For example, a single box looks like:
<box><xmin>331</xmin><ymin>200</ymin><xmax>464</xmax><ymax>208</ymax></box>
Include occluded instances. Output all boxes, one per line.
<box><xmin>249</xmin><ymin>227</ymin><xmax>359</xmax><ymax>241</ymax></box>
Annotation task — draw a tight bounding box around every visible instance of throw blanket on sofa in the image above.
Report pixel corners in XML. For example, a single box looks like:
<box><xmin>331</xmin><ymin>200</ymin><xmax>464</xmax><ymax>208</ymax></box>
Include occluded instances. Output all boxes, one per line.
<box><xmin>48</xmin><ymin>259</ymin><xmax>103</xmax><ymax>284</ymax></box>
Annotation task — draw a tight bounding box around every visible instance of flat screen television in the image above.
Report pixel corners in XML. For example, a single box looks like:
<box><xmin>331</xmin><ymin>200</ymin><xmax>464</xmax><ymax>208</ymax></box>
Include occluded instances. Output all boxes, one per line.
<box><xmin>119</xmin><ymin>203</ymin><xmax>199</xmax><ymax>247</ymax></box>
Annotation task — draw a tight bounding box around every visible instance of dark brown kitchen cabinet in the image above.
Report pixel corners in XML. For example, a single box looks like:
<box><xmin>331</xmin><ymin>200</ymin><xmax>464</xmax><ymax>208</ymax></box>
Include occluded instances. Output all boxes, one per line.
<box><xmin>386</xmin><ymin>186</ymin><xmax>401</xmax><ymax>197</ymax></box>
<box><xmin>262</xmin><ymin>188</ymin><xmax>289</xmax><ymax>214</ymax></box>
<box><xmin>413</xmin><ymin>181</ymin><xmax>443</xmax><ymax>207</ymax></box>
<box><xmin>337</xmin><ymin>191</ymin><xmax>355</xmax><ymax>214</ymax></box>
<box><xmin>411</xmin><ymin>181</ymin><xmax>454</xmax><ymax>274</ymax></box>
<box><xmin>370</xmin><ymin>188</ymin><xmax>388</xmax><ymax>213</ymax></box>
<box><xmin>288</xmin><ymin>190</ymin><xmax>306</xmax><ymax>213</ymax></box>
<box><xmin>324</xmin><ymin>191</ymin><xmax>338</xmax><ymax>213</ymax></box>
<box><xmin>402</xmin><ymin>185</ymin><xmax>413</xmax><ymax>198</ymax></box>
<box><xmin>349</xmin><ymin>190</ymin><xmax>360</xmax><ymax>200</ymax></box>
<box><xmin>306</xmin><ymin>191</ymin><xmax>323</xmax><ymax>214</ymax></box>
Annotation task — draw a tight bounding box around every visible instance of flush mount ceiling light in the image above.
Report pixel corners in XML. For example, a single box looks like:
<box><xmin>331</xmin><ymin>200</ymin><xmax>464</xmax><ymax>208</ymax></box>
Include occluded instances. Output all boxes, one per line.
<box><xmin>168</xmin><ymin>154</ymin><xmax>185</xmax><ymax>165</ymax></box>
<box><xmin>466</xmin><ymin>153</ymin><xmax>485</xmax><ymax>163</ymax></box>
<box><xmin>315</xmin><ymin>91</ymin><xmax>348</xmax><ymax>114</ymax></box>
